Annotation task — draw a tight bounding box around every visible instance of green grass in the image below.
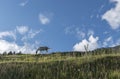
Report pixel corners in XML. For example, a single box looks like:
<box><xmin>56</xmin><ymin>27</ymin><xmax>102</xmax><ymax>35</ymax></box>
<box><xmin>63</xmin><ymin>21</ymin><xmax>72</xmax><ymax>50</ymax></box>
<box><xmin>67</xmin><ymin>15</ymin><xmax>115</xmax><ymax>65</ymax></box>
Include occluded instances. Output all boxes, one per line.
<box><xmin>0</xmin><ymin>53</ymin><xmax>120</xmax><ymax>79</ymax></box>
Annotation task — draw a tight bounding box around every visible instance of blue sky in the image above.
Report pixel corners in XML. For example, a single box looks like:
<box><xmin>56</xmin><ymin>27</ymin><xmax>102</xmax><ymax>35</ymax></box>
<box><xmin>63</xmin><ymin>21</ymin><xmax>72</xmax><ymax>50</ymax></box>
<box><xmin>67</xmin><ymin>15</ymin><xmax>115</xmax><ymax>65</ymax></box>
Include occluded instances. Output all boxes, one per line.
<box><xmin>0</xmin><ymin>0</ymin><xmax>120</xmax><ymax>54</ymax></box>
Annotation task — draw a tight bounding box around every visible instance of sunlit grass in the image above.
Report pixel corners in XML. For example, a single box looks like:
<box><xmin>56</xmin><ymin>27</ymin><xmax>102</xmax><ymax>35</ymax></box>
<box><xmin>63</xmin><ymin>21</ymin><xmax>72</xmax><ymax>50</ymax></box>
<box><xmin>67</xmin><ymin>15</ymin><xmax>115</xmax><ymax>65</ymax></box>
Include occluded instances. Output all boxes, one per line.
<box><xmin>0</xmin><ymin>53</ymin><xmax>120</xmax><ymax>63</ymax></box>
<box><xmin>109</xmin><ymin>70</ymin><xmax>120</xmax><ymax>79</ymax></box>
<box><xmin>0</xmin><ymin>52</ymin><xmax>119</xmax><ymax>79</ymax></box>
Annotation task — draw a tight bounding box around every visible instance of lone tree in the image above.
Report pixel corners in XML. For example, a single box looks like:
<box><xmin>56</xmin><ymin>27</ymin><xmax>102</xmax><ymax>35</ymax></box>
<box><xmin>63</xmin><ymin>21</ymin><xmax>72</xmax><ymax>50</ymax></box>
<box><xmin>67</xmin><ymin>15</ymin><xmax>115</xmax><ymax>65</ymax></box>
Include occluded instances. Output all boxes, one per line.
<box><xmin>36</xmin><ymin>46</ymin><xmax>50</xmax><ymax>54</ymax></box>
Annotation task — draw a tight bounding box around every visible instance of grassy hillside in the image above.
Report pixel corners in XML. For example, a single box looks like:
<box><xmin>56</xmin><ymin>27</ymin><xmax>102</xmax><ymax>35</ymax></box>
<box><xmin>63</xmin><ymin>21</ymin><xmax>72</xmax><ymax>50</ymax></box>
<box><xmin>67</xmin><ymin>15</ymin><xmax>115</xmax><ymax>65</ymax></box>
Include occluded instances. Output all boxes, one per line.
<box><xmin>0</xmin><ymin>52</ymin><xmax>120</xmax><ymax>79</ymax></box>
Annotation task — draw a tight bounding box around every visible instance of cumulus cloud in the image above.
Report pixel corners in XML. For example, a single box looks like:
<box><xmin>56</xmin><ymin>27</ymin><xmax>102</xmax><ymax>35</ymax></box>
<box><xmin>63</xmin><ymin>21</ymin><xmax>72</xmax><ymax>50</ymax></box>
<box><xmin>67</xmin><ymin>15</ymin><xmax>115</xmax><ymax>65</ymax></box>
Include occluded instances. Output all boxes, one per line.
<box><xmin>0</xmin><ymin>39</ymin><xmax>38</xmax><ymax>54</ymax></box>
<box><xmin>0</xmin><ymin>31</ymin><xmax>16</xmax><ymax>40</ymax></box>
<box><xmin>0</xmin><ymin>26</ymin><xmax>41</xmax><ymax>54</ymax></box>
<box><xmin>39</xmin><ymin>13</ymin><xmax>51</xmax><ymax>25</ymax></box>
<box><xmin>0</xmin><ymin>40</ymin><xmax>19</xmax><ymax>53</ymax></box>
<box><xmin>16</xmin><ymin>26</ymin><xmax>29</xmax><ymax>35</ymax></box>
<box><xmin>102</xmin><ymin>0</ymin><xmax>120</xmax><ymax>29</ymax></box>
<box><xmin>73</xmin><ymin>35</ymin><xmax>99</xmax><ymax>51</ymax></box>
<box><xmin>18</xmin><ymin>42</ymin><xmax>38</xmax><ymax>54</ymax></box>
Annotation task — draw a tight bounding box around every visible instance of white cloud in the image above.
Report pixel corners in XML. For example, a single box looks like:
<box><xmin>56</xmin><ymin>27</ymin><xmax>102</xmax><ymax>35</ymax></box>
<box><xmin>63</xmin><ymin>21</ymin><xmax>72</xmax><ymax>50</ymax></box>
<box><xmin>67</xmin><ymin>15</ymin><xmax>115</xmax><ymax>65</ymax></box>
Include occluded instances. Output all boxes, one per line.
<box><xmin>103</xmin><ymin>36</ymin><xmax>120</xmax><ymax>47</ymax></box>
<box><xmin>115</xmin><ymin>38</ymin><xmax>120</xmax><ymax>45</ymax></box>
<box><xmin>65</xmin><ymin>26</ymin><xmax>95</xmax><ymax>39</ymax></box>
<box><xmin>21</xmin><ymin>29</ymin><xmax>42</xmax><ymax>41</ymax></box>
<box><xmin>73</xmin><ymin>35</ymin><xmax>99</xmax><ymax>51</ymax></box>
<box><xmin>18</xmin><ymin>42</ymin><xmax>38</xmax><ymax>54</ymax></box>
<box><xmin>19</xmin><ymin>0</ymin><xmax>29</xmax><ymax>7</ymax></box>
<box><xmin>28</xmin><ymin>29</ymin><xmax>42</xmax><ymax>38</ymax></box>
<box><xmin>39</xmin><ymin>13</ymin><xmax>51</xmax><ymax>25</ymax></box>
<box><xmin>65</xmin><ymin>26</ymin><xmax>86</xmax><ymax>39</ymax></box>
<box><xmin>0</xmin><ymin>40</ymin><xmax>19</xmax><ymax>53</ymax></box>
<box><xmin>103</xmin><ymin>36</ymin><xmax>113</xmax><ymax>47</ymax></box>
<box><xmin>106</xmin><ymin>36</ymin><xmax>112</xmax><ymax>42</ymax></box>
<box><xmin>0</xmin><ymin>26</ymin><xmax>42</xmax><ymax>54</ymax></box>
<box><xmin>16</xmin><ymin>26</ymin><xmax>29</xmax><ymax>35</ymax></box>
<box><xmin>0</xmin><ymin>31</ymin><xmax>16</xmax><ymax>40</ymax></box>
<box><xmin>102</xmin><ymin>0</ymin><xmax>120</xmax><ymax>29</ymax></box>
<box><xmin>0</xmin><ymin>39</ymin><xmax>38</xmax><ymax>54</ymax></box>
<box><xmin>75</xmin><ymin>28</ymin><xmax>86</xmax><ymax>39</ymax></box>
<box><xmin>77</xmin><ymin>31</ymin><xmax>85</xmax><ymax>38</ymax></box>
<box><xmin>16</xmin><ymin>26</ymin><xmax>42</xmax><ymax>41</ymax></box>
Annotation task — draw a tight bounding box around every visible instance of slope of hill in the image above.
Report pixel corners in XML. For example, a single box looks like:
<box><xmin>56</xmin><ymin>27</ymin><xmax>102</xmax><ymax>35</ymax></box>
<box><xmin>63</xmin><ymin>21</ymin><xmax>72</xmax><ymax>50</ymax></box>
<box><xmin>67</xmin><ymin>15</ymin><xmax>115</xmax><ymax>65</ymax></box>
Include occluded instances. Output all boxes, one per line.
<box><xmin>0</xmin><ymin>45</ymin><xmax>120</xmax><ymax>79</ymax></box>
<box><xmin>111</xmin><ymin>45</ymin><xmax>120</xmax><ymax>51</ymax></box>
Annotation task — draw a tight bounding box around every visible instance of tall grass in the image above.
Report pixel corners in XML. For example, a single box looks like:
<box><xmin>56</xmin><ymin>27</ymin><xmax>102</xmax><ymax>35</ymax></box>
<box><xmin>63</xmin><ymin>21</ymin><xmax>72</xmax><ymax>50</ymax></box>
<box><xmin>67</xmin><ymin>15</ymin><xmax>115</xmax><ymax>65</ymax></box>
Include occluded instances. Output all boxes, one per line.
<box><xmin>0</xmin><ymin>51</ymin><xmax>120</xmax><ymax>79</ymax></box>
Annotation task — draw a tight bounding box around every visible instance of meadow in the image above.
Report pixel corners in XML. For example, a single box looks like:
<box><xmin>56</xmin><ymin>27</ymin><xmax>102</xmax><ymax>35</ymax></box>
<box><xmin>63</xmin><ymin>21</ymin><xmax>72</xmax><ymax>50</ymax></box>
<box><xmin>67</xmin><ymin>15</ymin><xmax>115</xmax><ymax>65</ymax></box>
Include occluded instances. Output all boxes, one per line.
<box><xmin>0</xmin><ymin>48</ymin><xmax>120</xmax><ymax>79</ymax></box>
